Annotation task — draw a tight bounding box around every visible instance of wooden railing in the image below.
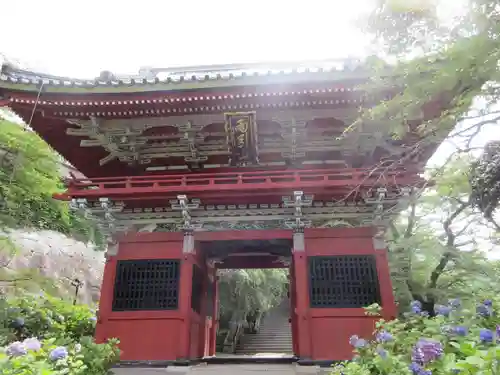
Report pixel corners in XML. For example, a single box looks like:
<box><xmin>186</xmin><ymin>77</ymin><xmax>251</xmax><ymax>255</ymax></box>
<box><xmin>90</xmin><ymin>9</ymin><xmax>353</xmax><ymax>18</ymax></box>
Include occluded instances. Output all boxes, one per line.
<box><xmin>59</xmin><ymin>167</ymin><xmax>422</xmax><ymax>199</ymax></box>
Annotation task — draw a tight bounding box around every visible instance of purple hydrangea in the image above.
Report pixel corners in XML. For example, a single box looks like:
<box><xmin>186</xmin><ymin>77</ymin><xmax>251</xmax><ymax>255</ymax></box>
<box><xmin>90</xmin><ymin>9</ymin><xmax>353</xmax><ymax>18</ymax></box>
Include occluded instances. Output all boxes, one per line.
<box><xmin>6</xmin><ymin>341</ymin><xmax>27</xmax><ymax>357</ymax></box>
<box><xmin>23</xmin><ymin>337</ymin><xmax>41</xmax><ymax>352</ymax></box>
<box><xmin>448</xmin><ymin>299</ymin><xmax>461</xmax><ymax>308</ymax></box>
<box><xmin>349</xmin><ymin>335</ymin><xmax>367</xmax><ymax>348</ymax></box>
<box><xmin>484</xmin><ymin>299</ymin><xmax>493</xmax><ymax>307</ymax></box>
<box><xmin>435</xmin><ymin>304</ymin><xmax>452</xmax><ymax>317</ymax></box>
<box><xmin>411</xmin><ymin>300</ymin><xmax>423</xmax><ymax>314</ymax></box>
<box><xmin>49</xmin><ymin>346</ymin><xmax>68</xmax><ymax>361</ymax></box>
<box><xmin>496</xmin><ymin>325</ymin><xmax>500</xmax><ymax>339</ymax></box>
<box><xmin>376</xmin><ymin>331</ymin><xmax>393</xmax><ymax>343</ymax></box>
<box><xmin>412</xmin><ymin>339</ymin><xmax>443</xmax><ymax>365</ymax></box>
<box><xmin>409</xmin><ymin>362</ymin><xmax>432</xmax><ymax>375</ymax></box>
<box><xmin>479</xmin><ymin>329</ymin><xmax>494</xmax><ymax>343</ymax></box>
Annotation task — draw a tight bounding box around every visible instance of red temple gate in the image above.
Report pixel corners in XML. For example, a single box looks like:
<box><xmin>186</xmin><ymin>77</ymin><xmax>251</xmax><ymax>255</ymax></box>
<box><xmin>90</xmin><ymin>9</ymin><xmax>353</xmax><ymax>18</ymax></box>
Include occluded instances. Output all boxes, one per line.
<box><xmin>0</xmin><ymin>59</ymin><xmax>447</xmax><ymax>366</ymax></box>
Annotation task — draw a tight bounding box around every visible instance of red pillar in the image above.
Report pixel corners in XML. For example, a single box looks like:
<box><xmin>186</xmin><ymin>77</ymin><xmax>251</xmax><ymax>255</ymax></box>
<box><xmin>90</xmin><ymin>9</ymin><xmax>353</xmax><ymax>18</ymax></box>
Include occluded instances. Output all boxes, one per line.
<box><xmin>374</xmin><ymin>242</ymin><xmax>397</xmax><ymax>320</ymax></box>
<box><xmin>177</xmin><ymin>232</ymin><xmax>195</xmax><ymax>360</ymax></box>
<box><xmin>95</xmin><ymin>255</ymin><xmax>117</xmax><ymax>344</ymax></box>
<box><xmin>209</xmin><ymin>273</ymin><xmax>219</xmax><ymax>357</ymax></box>
<box><xmin>292</xmin><ymin>229</ymin><xmax>312</xmax><ymax>359</ymax></box>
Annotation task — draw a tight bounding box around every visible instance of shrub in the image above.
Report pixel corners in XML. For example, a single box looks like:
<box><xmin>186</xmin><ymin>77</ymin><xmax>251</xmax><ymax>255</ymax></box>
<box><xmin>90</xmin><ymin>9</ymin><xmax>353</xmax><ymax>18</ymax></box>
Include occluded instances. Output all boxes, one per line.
<box><xmin>332</xmin><ymin>298</ymin><xmax>500</xmax><ymax>374</ymax></box>
<box><xmin>0</xmin><ymin>294</ymin><xmax>120</xmax><ymax>375</ymax></box>
<box><xmin>1</xmin><ymin>294</ymin><xmax>96</xmax><ymax>344</ymax></box>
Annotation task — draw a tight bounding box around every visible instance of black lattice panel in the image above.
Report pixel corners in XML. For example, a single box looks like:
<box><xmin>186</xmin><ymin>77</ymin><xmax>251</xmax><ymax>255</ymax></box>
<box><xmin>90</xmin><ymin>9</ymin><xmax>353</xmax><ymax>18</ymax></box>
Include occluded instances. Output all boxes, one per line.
<box><xmin>308</xmin><ymin>255</ymin><xmax>381</xmax><ymax>308</ymax></box>
<box><xmin>112</xmin><ymin>259</ymin><xmax>180</xmax><ymax>311</ymax></box>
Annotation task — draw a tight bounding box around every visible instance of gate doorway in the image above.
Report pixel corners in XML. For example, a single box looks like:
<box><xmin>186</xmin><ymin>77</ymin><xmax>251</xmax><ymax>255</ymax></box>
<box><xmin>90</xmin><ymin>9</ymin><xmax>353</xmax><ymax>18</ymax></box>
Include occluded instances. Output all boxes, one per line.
<box><xmin>199</xmin><ymin>239</ymin><xmax>296</xmax><ymax>361</ymax></box>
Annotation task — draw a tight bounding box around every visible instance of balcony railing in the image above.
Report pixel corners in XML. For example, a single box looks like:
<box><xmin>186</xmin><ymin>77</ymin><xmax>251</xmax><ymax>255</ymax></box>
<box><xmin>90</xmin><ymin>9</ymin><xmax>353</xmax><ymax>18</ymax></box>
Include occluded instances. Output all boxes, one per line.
<box><xmin>57</xmin><ymin>167</ymin><xmax>423</xmax><ymax>200</ymax></box>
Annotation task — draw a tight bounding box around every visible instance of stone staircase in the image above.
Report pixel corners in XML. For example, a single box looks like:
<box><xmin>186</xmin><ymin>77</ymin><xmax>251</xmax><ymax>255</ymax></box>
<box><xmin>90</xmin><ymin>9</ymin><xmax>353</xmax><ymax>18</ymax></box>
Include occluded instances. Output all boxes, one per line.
<box><xmin>236</xmin><ymin>300</ymin><xmax>293</xmax><ymax>355</ymax></box>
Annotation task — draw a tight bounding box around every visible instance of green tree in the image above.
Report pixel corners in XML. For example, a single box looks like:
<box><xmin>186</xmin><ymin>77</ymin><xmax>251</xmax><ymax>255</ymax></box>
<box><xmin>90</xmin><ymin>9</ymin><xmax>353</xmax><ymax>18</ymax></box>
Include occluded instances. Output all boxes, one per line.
<box><xmin>388</xmin><ymin>157</ymin><xmax>500</xmax><ymax>315</ymax></box>
<box><xmin>0</xmin><ymin>119</ymin><xmax>104</xmax><ymax>246</ymax></box>
<box><xmin>217</xmin><ymin>268</ymin><xmax>288</xmax><ymax>328</ymax></box>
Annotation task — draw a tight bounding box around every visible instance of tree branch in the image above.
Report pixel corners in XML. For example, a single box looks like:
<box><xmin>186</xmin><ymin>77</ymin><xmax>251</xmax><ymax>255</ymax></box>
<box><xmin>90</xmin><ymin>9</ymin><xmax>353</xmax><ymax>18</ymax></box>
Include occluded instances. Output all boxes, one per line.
<box><xmin>404</xmin><ymin>200</ymin><xmax>417</xmax><ymax>238</ymax></box>
<box><xmin>427</xmin><ymin>201</ymin><xmax>470</xmax><ymax>291</ymax></box>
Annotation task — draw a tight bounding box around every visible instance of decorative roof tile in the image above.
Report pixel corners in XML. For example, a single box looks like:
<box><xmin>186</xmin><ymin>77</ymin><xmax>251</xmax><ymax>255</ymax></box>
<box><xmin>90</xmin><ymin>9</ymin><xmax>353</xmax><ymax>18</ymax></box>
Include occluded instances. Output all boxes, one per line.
<box><xmin>0</xmin><ymin>58</ymin><xmax>370</xmax><ymax>93</ymax></box>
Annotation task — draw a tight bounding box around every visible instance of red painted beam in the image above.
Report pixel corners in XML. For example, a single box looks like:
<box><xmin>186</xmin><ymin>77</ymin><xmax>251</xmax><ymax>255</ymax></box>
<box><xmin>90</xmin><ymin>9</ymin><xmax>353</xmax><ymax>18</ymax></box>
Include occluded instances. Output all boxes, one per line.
<box><xmin>54</xmin><ymin>168</ymin><xmax>424</xmax><ymax>201</ymax></box>
<box><xmin>215</xmin><ymin>256</ymin><xmax>288</xmax><ymax>269</ymax></box>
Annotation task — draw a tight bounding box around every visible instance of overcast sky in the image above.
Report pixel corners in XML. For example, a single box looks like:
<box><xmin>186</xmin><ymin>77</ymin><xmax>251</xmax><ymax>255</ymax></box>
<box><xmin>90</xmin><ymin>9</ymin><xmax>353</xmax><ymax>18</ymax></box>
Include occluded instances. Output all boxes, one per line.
<box><xmin>1</xmin><ymin>0</ymin><xmax>371</xmax><ymax>78</ymax></box>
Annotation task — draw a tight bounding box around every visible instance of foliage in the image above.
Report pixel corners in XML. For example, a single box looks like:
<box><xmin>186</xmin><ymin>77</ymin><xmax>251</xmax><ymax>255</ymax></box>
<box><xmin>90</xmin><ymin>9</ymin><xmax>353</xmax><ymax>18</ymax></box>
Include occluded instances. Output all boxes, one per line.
<box><xmin>217</xmin><ymin>268</ymin><xmax>288</xmax><ymax>327</ymax></box>
<box><xmin>0</xmin><ymin>294</ymin><xmax>96</xmax><ymax>345</ymax></box>
<box><xmin>469</xmin><ymin>141</ymin><xmax>500</xmax><ymax>219</ymax></box>
<box><xmin>387</xmin><ymin>157</ymin><xmax>500</xmax><ymax>315</ymax></box>
<box><xmin>0</xmin><ymin>119</ymin><xmax>104</xmax><ymax>248</ymax></box>
<box><xmin>356</xmin><ymin>0</ymin><xmax>500</xmax><ymax>157</ymax></box>
<box><xmin>331</xmin><ymin>297</ymin><xmax>500</xmax><ymax>375</ymax></box>
<box><xmin>0</xmin><ymin>293</ymin><xmax>120</xmax><ymax>375</ymax></box>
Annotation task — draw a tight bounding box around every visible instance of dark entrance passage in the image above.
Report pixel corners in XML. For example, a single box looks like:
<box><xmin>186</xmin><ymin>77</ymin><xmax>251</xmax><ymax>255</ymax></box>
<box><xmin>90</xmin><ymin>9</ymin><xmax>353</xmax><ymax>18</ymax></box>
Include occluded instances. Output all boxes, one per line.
<box><xmin>200</xmin><ymin>239</ymin><xmax>293</xmax><ymax>269</ymax></box>
<box><xmin>199</xmin><ymin>239</ymin><xmax>295</xmax><ymax>363</ymax></box>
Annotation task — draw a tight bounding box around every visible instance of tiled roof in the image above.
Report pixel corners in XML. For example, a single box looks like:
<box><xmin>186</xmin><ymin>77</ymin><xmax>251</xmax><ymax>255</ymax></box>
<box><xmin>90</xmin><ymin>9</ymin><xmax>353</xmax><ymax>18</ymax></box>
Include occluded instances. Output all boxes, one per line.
<box><xmin>0</xmin><ymin>58</ymin><xmax>369</xmax><ymax>90</ymax></box>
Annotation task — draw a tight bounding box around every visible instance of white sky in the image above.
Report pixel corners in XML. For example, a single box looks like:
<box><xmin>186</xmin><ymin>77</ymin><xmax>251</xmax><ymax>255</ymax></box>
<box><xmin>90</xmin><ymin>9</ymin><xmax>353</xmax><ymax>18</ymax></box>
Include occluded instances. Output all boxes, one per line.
<box><xmin>1</xmin><ymin>0</ymin><xmax>371</xmax><ymax>78</ymax></box>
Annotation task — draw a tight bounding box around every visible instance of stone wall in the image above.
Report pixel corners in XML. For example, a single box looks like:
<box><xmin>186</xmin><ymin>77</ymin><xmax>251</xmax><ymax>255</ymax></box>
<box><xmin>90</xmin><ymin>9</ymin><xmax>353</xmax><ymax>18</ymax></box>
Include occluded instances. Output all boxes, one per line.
<box><xmin>1</xmin><ymin>229</ymin><xmax>105</xmax><ymax>304</ymax></box>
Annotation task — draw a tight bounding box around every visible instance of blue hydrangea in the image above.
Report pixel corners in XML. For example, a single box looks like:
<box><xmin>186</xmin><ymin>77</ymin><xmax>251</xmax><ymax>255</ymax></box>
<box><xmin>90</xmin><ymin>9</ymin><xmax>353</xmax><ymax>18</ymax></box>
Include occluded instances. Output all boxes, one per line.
<box><xmin>6</xmin><ymin>341</ymin><xmax>27</xmax><ymax>357</ymax></box>
<box><xmin>453</xmin><ymin>326</ymin><xmax>468</xmax><ymax>336</ymax></box>
<box><xmin>480</xmin><ymin>329</ymin><xmax>494</xmax><ymax>343</ymax></box>
<box><xmin>10</xmin><ymin>317</ymin><xmax>25</xmax><ymax>329</ymax></box>
<box><xmin>484</xmin><ymin>299</ymin><xmax>493</xmax><ymax>307</ymax></box>
<box><xmin>435</xmin><ymin>304</ymin><xmax>452</xmax><ymax>317</ymax></box>
<box><xmin>411</xmin><ymin>300</ymin><xmax>423</xmax><ymax>314</ymax></box>
<box><xmin>412</xmin><ymin>339</ymin><xmax>443</xmax><ymax>365</ymax></box>
<box><xmin>448</xmin><ymin>298</ymin><xmax>461</xmax><ymax>308</ymax></box>
<box><xmin>49</xmin><ymin>346</ymin><xmax>68</xmax><ymax>361</ymax></box>
<box><xmin>376</xmin><ymin>348</ymin><xmax>388</xmax><ymax>358</ymax></box>
<box><xmin>23</xmin><ymin>337</ymin><xmax>41</xmax><ymax>352</ymax></box>
<box><xmin>376</xmin><ymin>331</ymin><xmax>393</xmax><ymax>343</ymax></box>
<box><xmin>349</xmin><ymin>335</ymin><xmax>367</xmax><ymax>348</ymax></box>
<box><xmin>477</xmin><ymin>304</ymin><xmax>493</xmax><ymax>317</ymax></box>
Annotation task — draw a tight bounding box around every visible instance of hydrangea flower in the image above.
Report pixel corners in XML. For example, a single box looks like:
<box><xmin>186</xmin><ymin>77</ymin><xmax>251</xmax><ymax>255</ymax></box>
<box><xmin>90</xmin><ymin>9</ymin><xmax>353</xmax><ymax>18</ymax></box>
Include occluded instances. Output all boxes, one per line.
<box><xmin>409</xmin><ymin>362</ymin><xmax>432</xmax><ymax>375</ymax></box>
<box><xmin>10</xmin><ymin>317</ymin><xmax>25</xmax><ymax>329</ymax></box>
<box><xmin>376</xmin><ymin>331</ymin><xmax>393</xmax><ymax>343</ymax></box>
<box><xmin>376</xmin><ymin>348</ymin><xmax>388</xmax><ymax>358</ymax></box>
<box><xmin>6</xmin><ymin>341</ymin><xmax>27</xmax><ymax>357</ymax></box>
<box><xmin>89</xmin><ymin>316</ymin><xmax>97</xmax><ymax>322</ymax></box>
<box><xmin>453</xmin><ymin>326</ymin><xmax>468</xmax><ymax>336</ymax></box>
<box><xmin>484</xmin><ymin>299</ymin><xmax>493</xmax><ymax>307</ymax></box>
<box><xmin>448</xmin><ymin>298</ymin><xmax>461</xmax><ymax>308</ymax></box>
<box><xmin>49</xmin><ymin>346</ymin><xmax>68</xmax><ymax>361</ymax></box>
<box><xmin>479</xmin><ymin>329</ymin><xmax>494</xmax><ymax>343</ymax></box>
<box><xmin>349</xmin><ymin>335</ymin><xmax>367</xmax><ymax>348</ymax></box>
<box><xmin>412</xmin><ymin>339</ymin><xmax>443</xmax><ymax>364</ymax></box>
<box><xmin>411</xmin><ymin>300</ymin><xmax>422</xmax><ymax>314</ymax></box>
<box><xmin>477</xmin><ymin>303</ymin><xmax>493</xmax><ymax>317</ymax></box>
<box><xmin>435</xmin><ymin>304</ymin><xmax>452</xmax><ymax>317</ymax></box>
<box><xmin>23</xmin><ymin>337</ymin><xmax>41</xmax><ymax>351</ymax></box>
